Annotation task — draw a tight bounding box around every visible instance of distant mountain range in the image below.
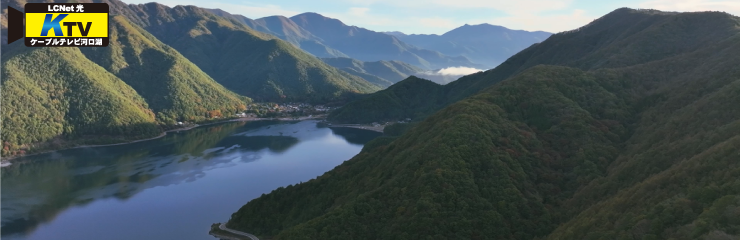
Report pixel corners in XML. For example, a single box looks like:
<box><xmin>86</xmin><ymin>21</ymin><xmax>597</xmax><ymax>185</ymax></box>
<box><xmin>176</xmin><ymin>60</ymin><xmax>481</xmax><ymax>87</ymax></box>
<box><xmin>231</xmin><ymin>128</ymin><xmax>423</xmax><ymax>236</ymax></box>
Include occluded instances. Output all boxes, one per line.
<box><xmin>386</xmin><ymin>24</ymin><xmax>552</xmax><ymax>68</ymax></box>
<box><xmin>206</xmin><ymin>10</ymin><xmax>500</xmax><ymax>70</ymax></box>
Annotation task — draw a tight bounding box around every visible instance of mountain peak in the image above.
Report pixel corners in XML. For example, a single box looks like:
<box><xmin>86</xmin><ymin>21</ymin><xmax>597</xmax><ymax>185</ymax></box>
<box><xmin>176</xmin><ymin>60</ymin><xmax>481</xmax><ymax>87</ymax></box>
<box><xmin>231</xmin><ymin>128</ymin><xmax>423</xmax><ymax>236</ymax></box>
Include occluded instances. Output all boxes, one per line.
<box><xmin>290</xmin><ymin>12</ymin><xmax>348</xmax><ymax>29</ymax></box>
<box><xmin>291</xmin><ymin>12</ymin><xmax>336</xmax><ymax>21</ymax></box>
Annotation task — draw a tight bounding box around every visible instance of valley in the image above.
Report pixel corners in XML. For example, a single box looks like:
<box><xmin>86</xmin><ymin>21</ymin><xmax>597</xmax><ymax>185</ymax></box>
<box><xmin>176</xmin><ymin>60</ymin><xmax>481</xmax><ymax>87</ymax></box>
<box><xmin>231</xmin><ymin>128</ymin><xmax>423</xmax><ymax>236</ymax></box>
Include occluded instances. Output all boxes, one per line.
<box><xmin>1</xmin><ymin>1</ymin><xmax>738</xmax><ymax>240</ymax></box>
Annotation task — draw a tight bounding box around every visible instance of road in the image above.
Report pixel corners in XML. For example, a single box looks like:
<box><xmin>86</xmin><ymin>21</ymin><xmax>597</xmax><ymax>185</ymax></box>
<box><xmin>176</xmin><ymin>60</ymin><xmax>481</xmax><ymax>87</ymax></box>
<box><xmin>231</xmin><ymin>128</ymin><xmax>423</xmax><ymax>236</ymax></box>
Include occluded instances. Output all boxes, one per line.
<box><xmin>219</xmin><ymin>223</ymin><xmax>260</xmax><ymax>240</ymax></box>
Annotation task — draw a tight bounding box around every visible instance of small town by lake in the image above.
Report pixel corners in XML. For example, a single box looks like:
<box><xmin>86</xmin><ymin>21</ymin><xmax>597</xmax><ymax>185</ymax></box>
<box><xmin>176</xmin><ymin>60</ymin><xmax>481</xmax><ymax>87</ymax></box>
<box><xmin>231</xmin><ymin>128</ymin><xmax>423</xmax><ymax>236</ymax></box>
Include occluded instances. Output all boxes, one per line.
<box><xmin>0</xmin><ymin>120</ymin><xmax>381</xmax><ymax>240</ymax></box>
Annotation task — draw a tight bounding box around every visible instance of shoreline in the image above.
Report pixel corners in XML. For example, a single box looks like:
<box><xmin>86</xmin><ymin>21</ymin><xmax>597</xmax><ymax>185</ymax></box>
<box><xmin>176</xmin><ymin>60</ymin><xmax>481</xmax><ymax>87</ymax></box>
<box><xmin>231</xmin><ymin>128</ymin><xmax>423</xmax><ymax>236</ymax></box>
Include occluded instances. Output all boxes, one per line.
<box><xmin>329</xmin><ymin>124</ymin><xmax>385</xmax><ymax>133</ymax></box>
<box><xmin>0</xmin><ymin>116</ymin><xmax>328</xmax><ymax>166</ymax></box>
<box><xmin>209</xmin><ymin>223</ymin><xmax>260</xmax><ymax>240</ymax></box>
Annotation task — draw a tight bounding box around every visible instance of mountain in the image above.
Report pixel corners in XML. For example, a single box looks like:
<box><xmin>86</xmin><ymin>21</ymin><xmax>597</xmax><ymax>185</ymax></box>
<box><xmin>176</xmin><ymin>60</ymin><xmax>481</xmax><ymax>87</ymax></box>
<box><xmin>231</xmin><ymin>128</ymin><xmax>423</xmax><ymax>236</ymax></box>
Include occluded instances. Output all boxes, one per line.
<box><xmin>1</xmin><ymin>1</ymin><xmax>252</xmax><ymax>156</ymax></box>
<box><xmin>225</xmin><ymin>8</ymin><xmax>740</xmax><ymax>239</ymax></box>
<box><xmin>1</xmin><ymin>45</ymin><xmax>161</xmax><ymax>156</ymax></box>
<box><xmin>388</xmin><ymin>24</ymin><xmax>551</xmax><ymax>68</ymax></box>
<box><xmin>330</xmin><ymin>7</ymin><xmax>740</xmax><ymax>124</ymax></box>
<box><xmin>290</xmin><ymin>12</ymin><xmax>483</xmax><ymax>70</ymax></box>
<box><xmin>80</xmin><ymin>15</ymin><xmax>250</xmax><ymax>123</ymax></box>
<box><xmin>113</xmin><ymin>2</ymin><xmax>380</xmax><ymax>103</ymax></box>
<box><xmin>206</xmin><ymin>9</ymin><xmax>349</xmax><ymax>59</ymax></box>
<box><xmin>207</xmin><ymin>10</ymin><xmax>485</xmax><ymax>70</ymax></box>
<box><xmin>321</xmin><ymin>57</ymin><xmax>424</xmax><ymax>87</ymax></box>
<box><xmin>327</xmin><ymin>76</ymin><xmax>445</xmax><ymax>123</ymax></box>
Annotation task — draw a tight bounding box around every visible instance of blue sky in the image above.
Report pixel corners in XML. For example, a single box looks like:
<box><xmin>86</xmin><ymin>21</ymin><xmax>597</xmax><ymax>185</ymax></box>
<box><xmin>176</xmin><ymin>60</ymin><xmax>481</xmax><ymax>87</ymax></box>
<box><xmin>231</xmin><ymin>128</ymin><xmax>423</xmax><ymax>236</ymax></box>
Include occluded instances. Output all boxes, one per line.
<box><xmin>123</xmin><ymin>0</ymin><xmax>740</xmax><ymax>34</ymax></box>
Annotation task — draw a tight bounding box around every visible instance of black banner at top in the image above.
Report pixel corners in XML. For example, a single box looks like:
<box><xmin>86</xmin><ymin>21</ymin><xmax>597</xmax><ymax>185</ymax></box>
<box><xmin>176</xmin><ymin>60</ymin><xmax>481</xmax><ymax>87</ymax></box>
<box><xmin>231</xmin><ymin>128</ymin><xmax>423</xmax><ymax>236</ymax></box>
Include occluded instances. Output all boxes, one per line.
<box><xmin>25</xmin><ymin>3</ymin><xmax>109</xmax><ymax>13</ymax></box>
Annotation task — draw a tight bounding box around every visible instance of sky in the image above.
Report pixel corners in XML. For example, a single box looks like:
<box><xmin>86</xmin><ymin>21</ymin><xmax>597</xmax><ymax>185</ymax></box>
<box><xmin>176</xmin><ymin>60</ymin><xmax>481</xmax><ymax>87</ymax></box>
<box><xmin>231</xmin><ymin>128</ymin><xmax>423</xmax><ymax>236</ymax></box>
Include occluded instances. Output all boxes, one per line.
<box><xmin>123</xmin><ymin>0</ymin><xmax>740</xmax><ymax>34</ymax></box>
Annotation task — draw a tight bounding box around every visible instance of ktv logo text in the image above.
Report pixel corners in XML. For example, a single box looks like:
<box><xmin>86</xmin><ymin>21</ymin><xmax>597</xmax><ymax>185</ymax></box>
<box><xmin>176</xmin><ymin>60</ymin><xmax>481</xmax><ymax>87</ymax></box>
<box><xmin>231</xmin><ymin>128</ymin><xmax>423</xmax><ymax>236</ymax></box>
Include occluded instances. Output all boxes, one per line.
<box><xmin>6</xmin><ymin>3</ymin><xmax>110</xmax><ymax>47</ymax></box>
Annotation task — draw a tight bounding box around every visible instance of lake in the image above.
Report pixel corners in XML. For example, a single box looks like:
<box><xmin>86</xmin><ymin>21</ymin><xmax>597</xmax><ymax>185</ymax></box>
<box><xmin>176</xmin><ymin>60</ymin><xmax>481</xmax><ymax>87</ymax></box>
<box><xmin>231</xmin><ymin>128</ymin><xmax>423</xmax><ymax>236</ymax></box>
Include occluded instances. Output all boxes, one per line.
<box><xmin>1</xmin><ymin>120</ymin><xmax>381</xmax><ymax>240</ymax></box>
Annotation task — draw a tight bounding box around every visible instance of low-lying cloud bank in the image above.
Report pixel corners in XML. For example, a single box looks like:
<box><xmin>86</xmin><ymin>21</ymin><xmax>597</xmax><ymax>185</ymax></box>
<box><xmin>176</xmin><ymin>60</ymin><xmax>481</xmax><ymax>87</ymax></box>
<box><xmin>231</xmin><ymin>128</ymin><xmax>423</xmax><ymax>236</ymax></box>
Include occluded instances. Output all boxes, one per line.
<box><xmin>415</xmin><ymin>66</ymin><xmax>484</xmax><ymax>84</ymax></box>
<box><xmin>435</xmin><ymin>67</ymin><xmax>483</xmax><ymax>76</ymax></box>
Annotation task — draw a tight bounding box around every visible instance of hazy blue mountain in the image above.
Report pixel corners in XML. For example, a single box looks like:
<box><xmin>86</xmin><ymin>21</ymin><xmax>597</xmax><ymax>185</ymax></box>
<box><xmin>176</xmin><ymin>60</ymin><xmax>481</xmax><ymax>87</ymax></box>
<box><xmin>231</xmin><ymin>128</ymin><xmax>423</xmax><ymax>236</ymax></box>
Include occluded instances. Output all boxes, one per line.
<box><xmin>387</xmin><ymin>24</ymin><xmax>551</xmax><ymax>68</ymax></box>
<box><xmin>321</xmin><ymin>57</ymin><xmax>425</xmax><ymax>87</ymax></box>
<box><xmin>288</xmin><ymin>12</ymin><xmax>484</xmax><ymax>70</ymax></box>
<box><xmin>205</xmin><ymin>10</ymin><xmax>488</xmax><ymax>70</ymax></box>
<box><xmin>206</xmin><ymin>9</ymin><xmax>349</xmax><ymax>58</ymax></box>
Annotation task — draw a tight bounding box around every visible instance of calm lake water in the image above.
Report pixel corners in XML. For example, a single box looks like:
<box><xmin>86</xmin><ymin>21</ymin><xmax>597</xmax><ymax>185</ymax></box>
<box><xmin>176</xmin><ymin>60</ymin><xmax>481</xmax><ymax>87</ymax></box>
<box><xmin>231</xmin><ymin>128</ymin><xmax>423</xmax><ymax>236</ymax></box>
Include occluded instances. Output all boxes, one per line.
<box><xmin>1</xmin><ymin>120</ymin><xmax>380</xmax><ymax>240</ymax></box>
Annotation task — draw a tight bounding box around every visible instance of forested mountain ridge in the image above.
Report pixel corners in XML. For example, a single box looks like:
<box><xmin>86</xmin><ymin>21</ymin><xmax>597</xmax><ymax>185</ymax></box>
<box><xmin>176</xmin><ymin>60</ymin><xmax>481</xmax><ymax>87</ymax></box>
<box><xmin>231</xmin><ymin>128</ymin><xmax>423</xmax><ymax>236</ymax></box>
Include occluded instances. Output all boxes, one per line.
<box><xmin>330</xmin><ymin>8</ymin><xmax>740</xmax><ymax>124</ymax></box>
<box><xmin>226</xmin><ymin>8</ymin><xmax>740</xmax><ymax>239</ymax></box>
<box><xmin>109</xmin><ymin>1</ymin><xmax>381</xmax><ymax>102</ymax></box>
<box><xmin>1</xmin><ymin>44</ymin><xmax>162</xmax><ymax>156</ymax></box>
<box><xmin>80</xmin><ymin>15</ymin><xmax>250</xmax><ymax>123</ymax></box>
<box><xmin>1</xmin><ymin>1</ymin><xmax>251</xmax><ymax>156</ymax></box>
<box><xmin>327</xmin><ymin>76</ymin><xmax>445</xmax><ymax>123</ymax></box>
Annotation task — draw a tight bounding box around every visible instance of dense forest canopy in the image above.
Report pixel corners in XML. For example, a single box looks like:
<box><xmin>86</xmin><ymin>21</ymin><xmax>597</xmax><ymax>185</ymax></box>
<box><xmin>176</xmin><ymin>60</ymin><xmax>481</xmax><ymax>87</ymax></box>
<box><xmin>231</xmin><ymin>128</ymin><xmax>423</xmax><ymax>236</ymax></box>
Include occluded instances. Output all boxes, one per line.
<box><xmin>227</xmin><ymin>8</ymin><xmax>740</xmax><ymax>240</ymax></box>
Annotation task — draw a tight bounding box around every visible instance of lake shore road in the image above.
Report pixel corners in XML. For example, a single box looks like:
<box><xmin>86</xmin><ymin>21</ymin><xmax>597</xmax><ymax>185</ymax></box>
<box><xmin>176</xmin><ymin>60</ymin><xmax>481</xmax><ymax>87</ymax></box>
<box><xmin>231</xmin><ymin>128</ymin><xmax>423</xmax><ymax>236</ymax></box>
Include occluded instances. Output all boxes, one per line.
<box><xmin>219</xmin><ymin>223</ymin><xmax>260</xmax><ymax>240</ymax></box>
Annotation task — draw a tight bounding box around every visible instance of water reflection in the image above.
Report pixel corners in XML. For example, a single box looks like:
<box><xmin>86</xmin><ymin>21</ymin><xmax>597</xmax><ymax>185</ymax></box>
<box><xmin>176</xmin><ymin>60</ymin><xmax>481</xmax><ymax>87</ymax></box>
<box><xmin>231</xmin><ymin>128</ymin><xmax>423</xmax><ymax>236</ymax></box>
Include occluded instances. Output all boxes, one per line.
<box><xmin>329</xmin><ymin>127</ymin><xmax>383</xmax><ymax>145</ymax></box>
<box><xmin>1</xmin><ymin>120</ymin><xmax>380</xmax><ymax>238</ymax></box>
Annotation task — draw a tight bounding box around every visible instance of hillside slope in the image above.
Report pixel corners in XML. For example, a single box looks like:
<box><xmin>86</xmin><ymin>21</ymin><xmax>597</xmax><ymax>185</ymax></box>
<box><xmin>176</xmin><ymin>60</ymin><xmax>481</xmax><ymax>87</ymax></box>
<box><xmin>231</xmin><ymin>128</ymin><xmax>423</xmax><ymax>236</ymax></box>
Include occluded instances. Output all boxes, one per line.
<box><xmin>1</xmin><ymin>46</ymin><xmax>160</xmax><ymax>156</ymax></box>
<box><xmin>80</xmin><ymin>15</ymin><xmax>250</xmax><ymax>123</ymax></box>
<box><xmin>327</xmin><ymin>76</ymin><xmax>444</xmax><ymax>123</ymax></box>
<box><xmin>116</xmin><ymin>2</ymin><xmax>380</xmax><ymax>102</ymax></box>
<box><xmin>1</xmin><ymin>0</ymin><xmax>250</xmax><ymax>156</ymax></box>
<box><xmin>331</xmin><ymin>8</ymin><xmax>740</xmax><ymax>123</ymax></box>
<box><xmin>226</xmin><ymin>9</ymin><xmax>740</xmax><ymax>240</ymax></box>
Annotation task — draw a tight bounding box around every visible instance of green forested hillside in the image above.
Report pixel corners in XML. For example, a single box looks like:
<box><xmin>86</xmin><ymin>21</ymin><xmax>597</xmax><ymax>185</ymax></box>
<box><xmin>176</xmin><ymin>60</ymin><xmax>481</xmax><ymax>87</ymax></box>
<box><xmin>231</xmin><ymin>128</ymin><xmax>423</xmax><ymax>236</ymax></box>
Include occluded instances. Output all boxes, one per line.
<box><xmin>1</xmin><ymin>46</ymin><xmax>160</xmax><ymax>156</ymax></box>
<box><xmin>1</xmin><ymin>0</ymin><xmax>254</xmax><ymax>156</ymax></box>
<box><xmin>80</xmin><ymin>15</ymin><xmax>250</xmax><ymax>124</ymax></box>
<box><xmin>226</xmin><ymin>9</ymin><xmax>740</xmax><ymax>240</ymax></box>
<box><xmin>117</xmin><ymin>2</ymin><xmax>380</xmax><ymax>102</ymax></box>
<box><xmin>327</xmin><ymin>77</ymin><xmax>444</xmax><ymax>123</ymax></box>
<box><xmin>331</xmin><ymin>8</ymin><xmax>740</xmax><ymax>124</ymax></box>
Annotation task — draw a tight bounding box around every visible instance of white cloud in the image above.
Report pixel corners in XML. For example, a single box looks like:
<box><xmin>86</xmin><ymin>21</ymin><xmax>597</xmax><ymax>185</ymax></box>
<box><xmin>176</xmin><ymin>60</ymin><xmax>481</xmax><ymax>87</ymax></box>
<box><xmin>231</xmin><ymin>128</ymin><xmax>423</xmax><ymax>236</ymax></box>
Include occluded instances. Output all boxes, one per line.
<box><xmin>435</xmin><ymin>66</ymin><xmax>483</xmax><ymax>75</ymax></box>
<box><xmin>639</xmin><ymin>0</ymin><xmax>740</xmax><ymax>15</ymax></box>
<box><xmin>414</xmin><ymin>67</ymin><xmax>483</xmax><ymax>84</ymax></box>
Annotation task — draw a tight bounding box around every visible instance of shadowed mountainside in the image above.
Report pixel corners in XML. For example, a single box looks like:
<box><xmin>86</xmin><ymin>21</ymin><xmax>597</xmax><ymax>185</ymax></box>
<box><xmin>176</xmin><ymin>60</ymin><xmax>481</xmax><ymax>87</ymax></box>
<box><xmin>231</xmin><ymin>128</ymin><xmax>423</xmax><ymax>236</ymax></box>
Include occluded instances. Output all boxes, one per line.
<box><xmin>226</xmin><ymin>8</ymin><xmax>740</xmax><ymax>240</ymax></box>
